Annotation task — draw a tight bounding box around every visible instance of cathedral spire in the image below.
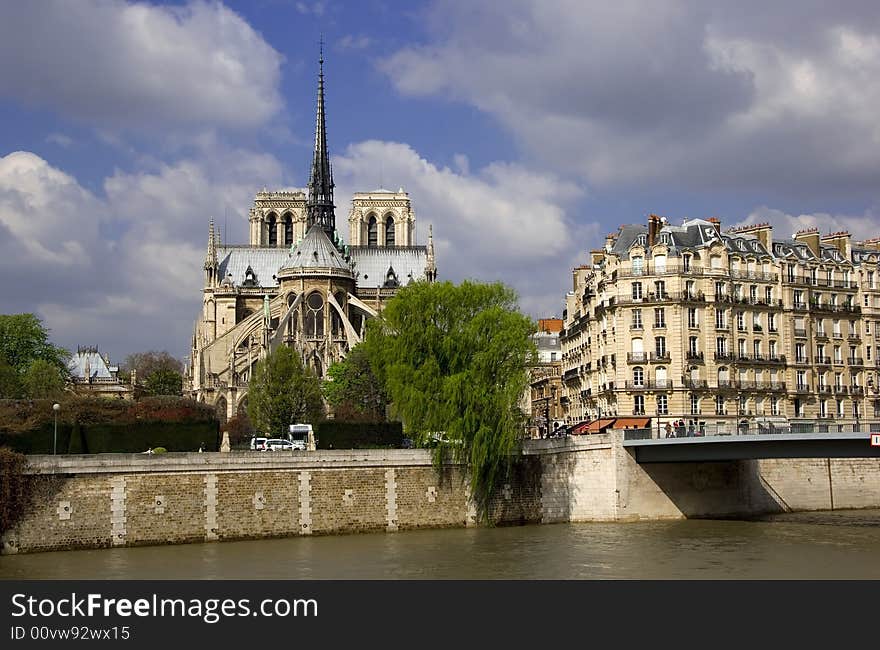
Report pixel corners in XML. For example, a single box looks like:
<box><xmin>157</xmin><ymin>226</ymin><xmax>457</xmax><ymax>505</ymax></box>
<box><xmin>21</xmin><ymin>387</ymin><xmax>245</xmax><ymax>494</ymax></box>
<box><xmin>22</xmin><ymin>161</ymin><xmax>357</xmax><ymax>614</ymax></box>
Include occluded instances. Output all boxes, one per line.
<box><xmin>204</xmin><ymin>218</ymin><xmax>218</xmax><ymax>286</ymax></box>
<box><xmin>426</xmin><ymin>224</ymin><xmax>437</xmax><ymax>282</ymax></box>
<box><xmin>307</xmin><ymin>39</ymin><xmax>335</xmax><ymax>240</ymax></box>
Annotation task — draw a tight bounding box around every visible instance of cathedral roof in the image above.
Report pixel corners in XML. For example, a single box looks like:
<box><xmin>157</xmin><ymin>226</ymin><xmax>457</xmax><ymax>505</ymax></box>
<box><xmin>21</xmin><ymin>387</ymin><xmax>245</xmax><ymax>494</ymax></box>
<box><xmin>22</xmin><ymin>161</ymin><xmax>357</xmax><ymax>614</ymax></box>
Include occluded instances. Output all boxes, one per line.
<box><xmin>278</xmin><ymin>224</ymin><xmax>353</xmax><ymax>276</ymax></box>
<box><xmin>68</xmin><ymin>347</ymin><xmax>115</xmax><ymax>381</ymax></box>
<box><xmin>350</xmin><ymin>246</ymin><xmax>428</xmax><ymax>289</ymax></box>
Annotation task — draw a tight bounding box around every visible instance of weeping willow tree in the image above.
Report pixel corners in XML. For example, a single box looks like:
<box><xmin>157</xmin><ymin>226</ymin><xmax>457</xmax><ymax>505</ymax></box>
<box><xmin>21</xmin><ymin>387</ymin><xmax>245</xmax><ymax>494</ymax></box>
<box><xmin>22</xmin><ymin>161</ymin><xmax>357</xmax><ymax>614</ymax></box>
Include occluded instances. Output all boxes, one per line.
<box><xmin>363</xmin><ymin>280</ymin><xmax>536</xmax><ymax>517</ymax></box>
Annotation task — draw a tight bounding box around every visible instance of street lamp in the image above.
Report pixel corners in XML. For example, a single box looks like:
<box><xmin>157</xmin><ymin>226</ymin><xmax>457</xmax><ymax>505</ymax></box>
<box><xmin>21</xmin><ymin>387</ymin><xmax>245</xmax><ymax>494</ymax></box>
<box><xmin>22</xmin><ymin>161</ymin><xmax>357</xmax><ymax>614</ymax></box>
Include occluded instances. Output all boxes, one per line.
<box><xmin>52</xmin><ymin>403</ymin><xmax>60</xmax><ymax>455</ymax></box>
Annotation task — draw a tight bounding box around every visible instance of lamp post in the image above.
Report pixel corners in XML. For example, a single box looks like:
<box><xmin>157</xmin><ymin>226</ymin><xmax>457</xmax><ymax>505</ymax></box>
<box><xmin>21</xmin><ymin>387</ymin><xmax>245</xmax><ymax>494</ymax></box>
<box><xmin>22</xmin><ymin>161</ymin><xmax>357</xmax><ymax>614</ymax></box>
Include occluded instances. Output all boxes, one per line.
<box><xmin>52</xmin><ymin>403</ymin><xmax>60</xmax><ymax>455</ymax></box>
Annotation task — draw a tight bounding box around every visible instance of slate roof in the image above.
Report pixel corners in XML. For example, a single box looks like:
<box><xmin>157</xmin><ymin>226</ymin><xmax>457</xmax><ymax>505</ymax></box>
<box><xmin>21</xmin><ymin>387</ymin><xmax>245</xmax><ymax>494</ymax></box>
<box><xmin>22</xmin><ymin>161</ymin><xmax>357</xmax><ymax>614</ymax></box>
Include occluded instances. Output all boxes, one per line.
<box><xmin>350</xmin><ymin>246</ymin><xmax>428</xmax><ymax>289</ymax></box>
<box><xmin>68</xmin><ymin>349</ymin><xmax>114</xmax><ymax>380</ymax></box>
<box><xmin>279</xmin><ymin>224</ymin><xmax>353</xmax><ymax>274</ymax></box>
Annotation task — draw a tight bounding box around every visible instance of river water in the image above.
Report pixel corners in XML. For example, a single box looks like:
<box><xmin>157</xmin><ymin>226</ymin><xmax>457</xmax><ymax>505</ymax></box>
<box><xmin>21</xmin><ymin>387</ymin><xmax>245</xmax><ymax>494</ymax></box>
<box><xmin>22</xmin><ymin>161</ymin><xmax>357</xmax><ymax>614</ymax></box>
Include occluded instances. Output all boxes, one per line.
<box><xmin>2</xmin><ymin>509</ymin><xmax>880</xmax><ymax>580</ymax></box>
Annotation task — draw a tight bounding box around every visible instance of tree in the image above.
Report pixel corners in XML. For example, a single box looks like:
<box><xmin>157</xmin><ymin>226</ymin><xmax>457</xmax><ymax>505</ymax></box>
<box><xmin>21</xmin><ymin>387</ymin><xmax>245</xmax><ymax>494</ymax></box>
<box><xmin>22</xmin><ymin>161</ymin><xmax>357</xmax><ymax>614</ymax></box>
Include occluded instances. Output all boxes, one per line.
<box><xmin>363</xmin><ymin>280</ymin><xmax>536</xmax><ymax>515</ymax></box>
<box><xmin>22</xmin><ymin>359</ymin><xmax>66</xmax><ymax>399</ymax></box>
<box><xmin>143</xmin><ymin>368</ymin><xmax>183</xmax><ymax>396</ymax></box>
<box><xmin>122</xmin><ymin>350</ymin><xmax>181</xmax><ymax>384</ymax></box>
<box><xmin>247</xmin><ymin>346</ymin><xmax>324</xmax><ymax>436</ymax></box>
<box><xmin>323</xmin><ymin>346</ymin><xmax>388</xmax><ymax>422</ymax></box>
<box><xmin>0</xmin><ymin>314</ymin><xmax>69</xmax><ymax>398</ymax></box>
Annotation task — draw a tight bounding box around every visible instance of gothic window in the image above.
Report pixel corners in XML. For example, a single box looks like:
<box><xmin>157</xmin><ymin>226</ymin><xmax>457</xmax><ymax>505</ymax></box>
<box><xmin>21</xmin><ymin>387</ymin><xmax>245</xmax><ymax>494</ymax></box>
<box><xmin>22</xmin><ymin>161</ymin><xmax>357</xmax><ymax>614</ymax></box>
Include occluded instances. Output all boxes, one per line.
<box><xmin>267</xmin><ymin>213</ymin><xmax>277</xmax><ymax>247</ymax></box>
<box><xmin>368</xmin><ymin>215</ymin><xmax>378</xmax><ymax>247</ymax></box>
<box><xmin>283</xmin><ymin>213</ymin><xmax>293</xmax><ymax>246</ymax></box>
<box><xmin>385</xmin><ymin>214</ymin><xmax>395</xmax><ymax>246</ymax></box>
<box><xmin>304</xmin><ymin>292</ymin><xmax>324</xmax><ymax>338</ymax></box>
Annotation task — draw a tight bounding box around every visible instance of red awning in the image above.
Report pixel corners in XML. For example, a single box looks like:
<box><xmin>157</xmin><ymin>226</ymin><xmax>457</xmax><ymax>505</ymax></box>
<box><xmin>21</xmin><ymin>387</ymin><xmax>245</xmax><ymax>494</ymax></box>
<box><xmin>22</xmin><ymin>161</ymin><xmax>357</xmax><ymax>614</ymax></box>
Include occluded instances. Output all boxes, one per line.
<box><xmin>613</xmin><ymin>417</ymin><xmax>650</xmax><ymax>429</ymax></box>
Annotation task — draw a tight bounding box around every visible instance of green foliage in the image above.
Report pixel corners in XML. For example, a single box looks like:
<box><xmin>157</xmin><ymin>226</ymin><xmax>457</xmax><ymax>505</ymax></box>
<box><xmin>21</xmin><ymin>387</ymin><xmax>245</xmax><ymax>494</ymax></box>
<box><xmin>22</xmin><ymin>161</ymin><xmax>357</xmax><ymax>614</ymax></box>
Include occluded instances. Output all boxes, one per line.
<box><xmin>22</xmin><ymin>359</ymin><xmax>66</xmax><ymax>399</ymax></box>
<box><xmin>315</xmin><ymin>421</ymin><xmax>403</xmax><ymax>449</ymax></box>
<box><xmin>363</xmin><ymin>280</ymin><xmax>535</xmax><ymax>516</ymax></box>
<box><xmin>151</xmin><ymin>447</ymin><xmax>167</xmax><ymax>454</ymax></box>
<box><xmin>0</xmin><ymin>314</ymin><xmax>69</xmax><ymax>398</ymax></box>
<box><xmin>0</xmin><ymin>358</ymin><xmax>23</xmax><ymax>399</ymax></box>
<box><xmin>0</xmin><ymin>396</ymin><xmax>219</xmax><ymax>453</ymax></box>
<box><xmin>0</xmin><ymin>314</ymin><xmax>69</xmax><ymax>374</ymax></box>
<box><xmin>323</xmin><ymin>346</ymin><xmax>388</xmax><ymax>422</ymax></box>
<box><xmin>144</xmin><ymin>368</ymin><xmax>183</xmax><ymax>396</ymax></box>
<box><xmin>248</xmin><ymin>346</ymin><xmax>324</xmax><ymax>436</ymax></box>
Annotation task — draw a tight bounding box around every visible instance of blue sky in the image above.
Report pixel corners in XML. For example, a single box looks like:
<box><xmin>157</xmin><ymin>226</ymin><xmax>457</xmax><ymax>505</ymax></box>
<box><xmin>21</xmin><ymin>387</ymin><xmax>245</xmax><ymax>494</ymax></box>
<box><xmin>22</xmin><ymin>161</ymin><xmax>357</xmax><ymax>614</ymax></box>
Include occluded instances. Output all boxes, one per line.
<box><xmin>1</xmin><ymin>0</ymin><xmax>879</xmax><ymax>362</ymax></box>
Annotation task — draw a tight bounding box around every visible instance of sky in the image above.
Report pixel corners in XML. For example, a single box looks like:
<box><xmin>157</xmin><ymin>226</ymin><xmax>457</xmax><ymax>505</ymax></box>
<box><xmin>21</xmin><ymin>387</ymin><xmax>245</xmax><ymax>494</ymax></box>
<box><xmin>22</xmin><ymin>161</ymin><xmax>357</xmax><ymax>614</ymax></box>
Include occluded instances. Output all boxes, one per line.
<box><xmin>1</xmin><ymin>0</ymin><xmax>880</xmax><ymax>363</ymax></box>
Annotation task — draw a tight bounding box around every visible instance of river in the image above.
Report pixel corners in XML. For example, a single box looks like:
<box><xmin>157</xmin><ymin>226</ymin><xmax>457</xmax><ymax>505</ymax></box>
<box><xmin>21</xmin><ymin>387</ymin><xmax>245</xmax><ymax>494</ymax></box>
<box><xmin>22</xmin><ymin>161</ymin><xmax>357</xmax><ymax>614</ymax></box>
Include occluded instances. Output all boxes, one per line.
<box><xmin>2</xmin><ymin>509</ymin><xmax>880</xmax><ymax>579</ymax></box>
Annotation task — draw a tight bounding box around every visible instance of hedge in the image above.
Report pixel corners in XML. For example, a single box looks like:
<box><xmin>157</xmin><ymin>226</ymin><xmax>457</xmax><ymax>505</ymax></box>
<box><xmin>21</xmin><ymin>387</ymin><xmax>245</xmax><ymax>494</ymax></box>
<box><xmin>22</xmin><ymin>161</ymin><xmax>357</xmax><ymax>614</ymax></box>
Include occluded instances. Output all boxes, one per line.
<box><xmin>0</xmin><ymin>397</ymin><xmax>219</xmax><ymax>454</ymax></box>
<box><xmin>315</xmin><ymin>421</ymin><xmax>404</xmax><ymax>449</ymax></box>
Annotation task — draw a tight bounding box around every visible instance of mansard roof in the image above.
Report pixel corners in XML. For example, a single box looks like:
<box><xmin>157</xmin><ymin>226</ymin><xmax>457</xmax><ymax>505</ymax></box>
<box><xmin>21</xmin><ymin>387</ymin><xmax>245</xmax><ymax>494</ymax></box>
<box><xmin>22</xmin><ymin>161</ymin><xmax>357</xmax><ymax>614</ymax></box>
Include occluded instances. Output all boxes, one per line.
<box><xmin>350</xmin><ymin>246</ymin><xmax>428</xmax><ymax>289</ymax></box>
<box><xmin>68</xmin><ymin>347</ymin><xmax>115</xmax><ymax>380</ymax></box>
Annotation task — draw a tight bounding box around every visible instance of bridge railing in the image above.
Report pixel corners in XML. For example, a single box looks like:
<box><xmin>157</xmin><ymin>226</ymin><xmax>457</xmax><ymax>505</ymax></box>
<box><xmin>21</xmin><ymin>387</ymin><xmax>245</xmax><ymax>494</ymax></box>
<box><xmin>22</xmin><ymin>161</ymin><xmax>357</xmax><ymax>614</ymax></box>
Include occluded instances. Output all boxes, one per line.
<box><xmin>622</xmin><ymin>420</ymin><xmax>880</xmax><ymax>441</ymax></box>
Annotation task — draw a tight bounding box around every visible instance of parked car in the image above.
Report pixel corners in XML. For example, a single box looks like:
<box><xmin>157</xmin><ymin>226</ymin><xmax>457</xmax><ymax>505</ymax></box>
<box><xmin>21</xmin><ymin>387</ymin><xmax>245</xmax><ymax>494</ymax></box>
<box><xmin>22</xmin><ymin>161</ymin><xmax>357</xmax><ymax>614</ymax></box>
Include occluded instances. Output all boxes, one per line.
<box><xmin>250</xmin><ymin>436</ymin><xmax>268</xmax><ymax>451</ymax></box>
<box><xmin>266</xmin><ymin>438</ymin><xmax>294</xmax><ymax>451</ymax></box>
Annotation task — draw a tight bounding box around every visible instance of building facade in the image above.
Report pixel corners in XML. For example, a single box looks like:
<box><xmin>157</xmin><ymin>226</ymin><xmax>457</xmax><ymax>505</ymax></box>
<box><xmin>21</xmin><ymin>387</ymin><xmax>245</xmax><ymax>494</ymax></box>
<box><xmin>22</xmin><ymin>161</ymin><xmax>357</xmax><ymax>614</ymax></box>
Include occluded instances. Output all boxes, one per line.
<box><xmin>561</xmin><ymin>215</ymin><xmax>880</xmax><ymax>435</ymax></box>
<box><xmin>186</xmin><ymin>56</ymin><xmax>437</xmax><ymax>421</ymax></box>
<box><xmin>527</xmin><ymin>318</ymin><xmax>564</xmax><ymax>438</ymax></box>
<box><xmin>68</xmin><ymin>346</ymin><xmax>134</xmax><ymax>400</ymax></box>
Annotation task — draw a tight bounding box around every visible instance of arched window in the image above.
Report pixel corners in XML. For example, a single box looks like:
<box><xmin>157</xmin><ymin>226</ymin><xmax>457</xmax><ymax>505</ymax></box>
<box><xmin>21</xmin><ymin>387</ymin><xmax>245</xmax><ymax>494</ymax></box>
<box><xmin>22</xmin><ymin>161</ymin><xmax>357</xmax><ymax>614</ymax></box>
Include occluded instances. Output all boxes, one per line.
<box><xmin>632</xmin><ymin>367</ymin><xmax>644</xmax><ymax>386</ymax></box>
<box><xmin>267</xmin><ymin>213</ymin><xmax>277</xmax><ymax>247</ymax></box>
<box><xmin>304</xmin><ymin>292</ymin><xmax>324</xmax><ymax>338</ymax></box>
<box><xmin>368</xmin><ymin>215</ymin><xmax>378</xmax><ymax>247</ymax></box>
<box><xmin>385</xmin><ymin>214</ymin><xmax>395</xmax><ymax>246</ymax></box>
<box><xmin>283</xmin><ymin>213</ymin><xmax>293</xmax><ymax>246</ymax></box>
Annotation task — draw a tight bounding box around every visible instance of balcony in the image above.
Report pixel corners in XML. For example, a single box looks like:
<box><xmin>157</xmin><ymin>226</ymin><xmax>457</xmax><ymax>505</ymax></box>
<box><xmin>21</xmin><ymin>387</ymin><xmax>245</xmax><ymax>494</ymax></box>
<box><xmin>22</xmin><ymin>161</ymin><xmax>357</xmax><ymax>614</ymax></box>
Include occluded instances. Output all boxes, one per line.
<box><xmin>815</xmin><ymin>330</ymin><xmax>828</xmax><ymax>340</ymax></box>
<box><xmin>794</xmin><ymin>383</ymin><xmax>811</xmax><ymax>393</ymax></box>
<box><xmin>730</xmin><ymin>270</ymin><xmax>778</xmax><ymax>282</ymax></box>
<box><xmin>815</xmin><ymin>356</ymin><xmax>832</xmax><ymax>365</ymax></box>
<box><xmin>632</xmin><ymin>408</ymin><xmax>647</xmax><ymax>415</ymax></box>
<box><xmin>714</xmin><ymin>352</ymin><xmax>735</xmax><ymax>362</ymax></box>
<box><xmin>793</xmin><ymin>302</ymin><xmax>808</xmax><ymax>311</ymax></box>
<box><xmin>795</xmin><ymin>357</ymin><xmax>810</xmax><ymax>365</ymax></box>
<box><xmin>794</xmin><ymin>328</ymin><xmax>807</xmax><ymax>337</ymax></box>
<box><xmin>812</xmin><ymin>303</ymin><xmax>861</xmax><ymax>314</ymax></box>
<box><xmin>852</xmin><ymin>386</ymin><xmax>866</xmax><ymax>396</ymax></box>
<box><xmin>686</xmin><ymin>351</ymin><xmax>704</xmax><ymax>362</ymax></box>
<box><xmin>562</xmin><ymin>368</ymin><xmax>580</xmax><ymax>383</ymax></box>
<box><xmin>818</xmin><ymin>385</ymin><xmax>833</xmax><ymax>394</ymax></box>
<box><xmin>681</xmin><ymin>378</ymin><xmax>709</xmax><ymax>389</ymax></box>
<box><xmin>849</xmin><ymin>357</ymin><xmax>865</xmax><ymax>366</ymax></box>
<box><xmin>624</xmin><ymin>380</ymin><xmax>674</xmax><ymax>390</ymax></box>
<box><xmin>834</xmin><ymin>385</ymin><xmax>849</xmax><ymax>394</ymax></box>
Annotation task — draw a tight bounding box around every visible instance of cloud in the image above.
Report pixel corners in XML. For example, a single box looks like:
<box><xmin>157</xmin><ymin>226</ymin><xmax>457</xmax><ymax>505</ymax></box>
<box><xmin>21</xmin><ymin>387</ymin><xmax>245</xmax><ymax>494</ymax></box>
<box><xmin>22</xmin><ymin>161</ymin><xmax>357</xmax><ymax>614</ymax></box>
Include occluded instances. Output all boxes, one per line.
<box><xmin>333</xmin><ymin>140</ymin><xmax>590</xmax><ymax>317</ymax></box>
<box><xmin>0</xmin><ymin>147</ymin><xmax>284</xmax><ymax>358</ymax></box>
<box><xmin>296</xmin><ymin>1</ymin><xmax>326</xmax><ymax>16</ymax></box>
<box><xmin>731</xmin><ymin>205</ymin><xmax>880</xmax><ymax>242</ymax></box>
<box><xmin>0</xmin><ymin>0</ymin><xmax>283</xmax><ymax>131</ymax></box>
<box><xmin>45</xmin><ymin>133</ymin><xmax>74</xmax><ymax>148</ymax></box>
<box><xmin>380</xmin><ymin>1</ymin><xmax>880</xmax><ymax>198</ymax></box>
<box><xmin>337</xmin><ymin>35</ymin><xmax>372</xmax><ymax>51</ymax></box>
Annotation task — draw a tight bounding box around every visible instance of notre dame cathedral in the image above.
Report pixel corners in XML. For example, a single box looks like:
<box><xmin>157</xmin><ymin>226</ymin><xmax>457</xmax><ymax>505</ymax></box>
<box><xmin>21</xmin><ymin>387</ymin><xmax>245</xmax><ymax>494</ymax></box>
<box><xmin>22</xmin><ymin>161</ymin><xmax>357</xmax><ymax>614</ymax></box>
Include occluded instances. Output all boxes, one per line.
<box><xmin>185</xmin><ymin>54</ymin><xmax>437</xmax><ymax>421</ymax></box>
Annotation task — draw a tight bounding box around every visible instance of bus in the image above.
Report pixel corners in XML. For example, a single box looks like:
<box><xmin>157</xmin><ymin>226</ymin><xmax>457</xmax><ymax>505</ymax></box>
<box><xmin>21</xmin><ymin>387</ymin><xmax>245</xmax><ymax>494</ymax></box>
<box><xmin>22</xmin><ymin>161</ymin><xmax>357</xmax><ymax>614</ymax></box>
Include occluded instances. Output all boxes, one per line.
<box><xmin>287</xmin><ymin>424</ymin><xmax>316</xmax><ymax>451</ymax></box>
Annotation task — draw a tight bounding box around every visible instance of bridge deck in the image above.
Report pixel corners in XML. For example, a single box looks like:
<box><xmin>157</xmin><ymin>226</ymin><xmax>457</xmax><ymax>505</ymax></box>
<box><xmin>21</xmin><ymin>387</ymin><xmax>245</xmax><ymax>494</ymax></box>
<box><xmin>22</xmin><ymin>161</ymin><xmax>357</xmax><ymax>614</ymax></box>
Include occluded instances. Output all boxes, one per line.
<box><xmin>623</xmin><ymin>432</ymin><xmax>880</xmax><ymax>462</ymax></box>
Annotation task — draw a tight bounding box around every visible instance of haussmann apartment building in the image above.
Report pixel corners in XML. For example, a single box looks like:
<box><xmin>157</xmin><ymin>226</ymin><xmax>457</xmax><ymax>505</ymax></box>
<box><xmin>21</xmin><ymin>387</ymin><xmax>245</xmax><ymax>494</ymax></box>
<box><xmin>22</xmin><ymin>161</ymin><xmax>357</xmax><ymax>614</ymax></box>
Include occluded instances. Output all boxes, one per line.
<box><xmin>560</xmin><ymin>215</ymin><xmax>880</xmax><ymax>436</ymax></box>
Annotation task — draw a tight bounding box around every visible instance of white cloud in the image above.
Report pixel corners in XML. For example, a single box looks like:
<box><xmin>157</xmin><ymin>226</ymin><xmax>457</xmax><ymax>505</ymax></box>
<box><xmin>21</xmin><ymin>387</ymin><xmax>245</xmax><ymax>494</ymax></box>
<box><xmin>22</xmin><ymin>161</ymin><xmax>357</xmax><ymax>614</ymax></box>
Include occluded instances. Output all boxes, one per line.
<box><xmin>0</xmin><ymin>0</ymin><xmax>284</xmax><ymax>131</ymax></box>
<box><xmin>0</xmin><ymin>147</ymin><xmax>284</xmax><ymax>358</ymax></box>
<box><xmin>732</xmin><ymin>206</ymin><xmax>880</xmax><ymax>243</ymax></box>
<box><xmin>333</xmin><ymin>140</ymin><xmax>589</xmax><ymax>317</ymax></box>
<box><xmin>380</xmin><ymin>1</ymin><xmax>880</xmax><ymax>197</ymax></box>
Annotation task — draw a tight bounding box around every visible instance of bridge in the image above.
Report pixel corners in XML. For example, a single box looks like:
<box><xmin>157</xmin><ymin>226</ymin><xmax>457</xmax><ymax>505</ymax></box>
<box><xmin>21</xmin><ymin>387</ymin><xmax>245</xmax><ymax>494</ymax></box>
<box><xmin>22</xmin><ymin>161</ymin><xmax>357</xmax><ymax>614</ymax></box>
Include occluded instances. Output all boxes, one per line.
<box><xmin>623</xmin><ymin>430</ymin><xmax>880</xmax><ymax>462</ymax></box>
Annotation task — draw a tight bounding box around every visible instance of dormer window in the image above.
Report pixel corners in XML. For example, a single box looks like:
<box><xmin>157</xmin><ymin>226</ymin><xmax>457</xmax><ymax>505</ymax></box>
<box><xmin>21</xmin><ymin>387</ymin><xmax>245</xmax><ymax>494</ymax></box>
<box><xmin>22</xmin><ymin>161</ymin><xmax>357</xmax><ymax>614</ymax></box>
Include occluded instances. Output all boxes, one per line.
<box><xmin>636</xmin><ymin>234</ymin><xmax>647</xmax><ymax>247</ymax></box>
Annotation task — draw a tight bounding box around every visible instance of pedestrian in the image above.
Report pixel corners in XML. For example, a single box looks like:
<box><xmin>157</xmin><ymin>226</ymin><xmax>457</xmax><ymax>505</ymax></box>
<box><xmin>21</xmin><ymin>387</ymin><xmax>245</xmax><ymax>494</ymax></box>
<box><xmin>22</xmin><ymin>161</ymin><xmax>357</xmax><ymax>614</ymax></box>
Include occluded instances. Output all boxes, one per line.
<box><xmin>676</xmin><ymin>420</ymin><xmax>686</xmax><ymax>438</ymax></box>
<box><xmin>688</xmin><ymin>422</ymin><xmax>695</xmax><ymax>438</ymax></box>
<box><xmin>665</xmin><ymin>422</ymin><xmax>674</xmax><ymax>438</ymax></box>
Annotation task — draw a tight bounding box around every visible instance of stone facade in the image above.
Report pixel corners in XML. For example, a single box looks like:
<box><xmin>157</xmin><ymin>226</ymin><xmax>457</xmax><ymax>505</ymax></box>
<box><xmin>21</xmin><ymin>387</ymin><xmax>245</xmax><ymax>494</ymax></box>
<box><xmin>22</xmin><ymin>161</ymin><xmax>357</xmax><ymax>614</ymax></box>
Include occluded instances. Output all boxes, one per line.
<box><xmin>4</xmin><ymin>440</ymin><xmax>880</xmax><ymax>555</ymax></box>
<box><xmin>561</xmin><ymin>217</ymin><xmax>880</xmax><ymax>433</ymax></box>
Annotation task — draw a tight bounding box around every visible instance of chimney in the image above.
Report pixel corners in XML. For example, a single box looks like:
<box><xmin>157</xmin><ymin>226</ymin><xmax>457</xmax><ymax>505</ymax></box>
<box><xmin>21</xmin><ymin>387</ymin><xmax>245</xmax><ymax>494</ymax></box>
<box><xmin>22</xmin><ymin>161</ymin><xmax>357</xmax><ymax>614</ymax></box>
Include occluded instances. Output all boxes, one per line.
<box><xmin>707</xmin><ymin>217</ymin><xmax>721</xmax><ymax>235</ymax></box>
<box><xmin>794</xmin><ymin>227</ymin><xmax>821</xmax><ymax>257</ymax></box>
<box><xmin>604</xmin><ymin>232</ymin><xmax>617</xmax><ymax>253</ymax></box>
<box><xmin>591</xmin><ymin>249</ymin><xmax>605</xmax><ymax>267</ymax></box>
<box><xmin>648</xmin><ymin>214</ymin><xmax>661</xmax><ymax>247</ymax></box>
<box><xmin>821</xmin><ymin>231</ymin><xmax>852</xmax><ymax>260</ymax></box>
<box><xmin>857</xmin><ymin>237</ymin><xmax>880</xmax><ymax>252</ymax></box>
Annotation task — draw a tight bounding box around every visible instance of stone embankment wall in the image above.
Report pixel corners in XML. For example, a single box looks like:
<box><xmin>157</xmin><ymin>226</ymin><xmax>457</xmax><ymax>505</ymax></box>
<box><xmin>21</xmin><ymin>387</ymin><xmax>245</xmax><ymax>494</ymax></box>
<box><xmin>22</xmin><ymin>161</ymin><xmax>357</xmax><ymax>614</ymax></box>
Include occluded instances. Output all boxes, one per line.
<box><xmin>3</xmin><ymin>434</ymin><xmax>880</xmax><ymax>554</ymax></box>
